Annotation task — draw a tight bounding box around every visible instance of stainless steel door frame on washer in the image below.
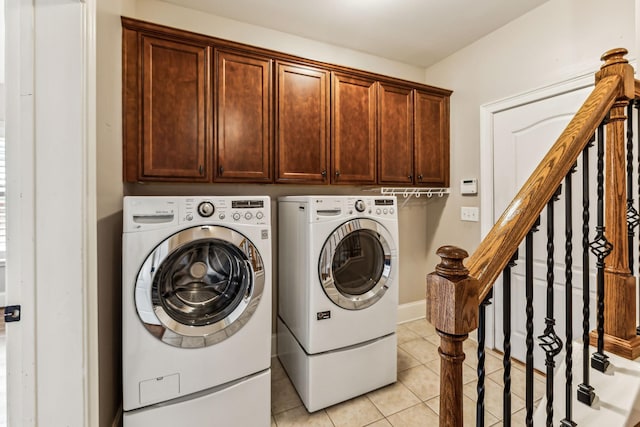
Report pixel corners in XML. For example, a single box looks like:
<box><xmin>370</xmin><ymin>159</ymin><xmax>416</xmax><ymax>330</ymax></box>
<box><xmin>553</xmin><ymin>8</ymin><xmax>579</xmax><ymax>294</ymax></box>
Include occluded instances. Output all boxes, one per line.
<box><xmin>135</xmin><ymin>225</ymin><xmax>265</xmax><ymax>348</ymax></box>
<box><xmin>318</xmin><ymin>218</ymin><xmax>394</xmax><ymax>310</ymax></box>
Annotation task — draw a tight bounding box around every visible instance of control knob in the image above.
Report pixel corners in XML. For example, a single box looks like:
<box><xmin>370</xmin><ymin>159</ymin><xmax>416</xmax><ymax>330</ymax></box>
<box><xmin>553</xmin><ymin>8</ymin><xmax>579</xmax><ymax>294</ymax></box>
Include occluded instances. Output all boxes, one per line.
<box><xmin>232</xmin><ymin>212</ymin><xmax>241</xmax><ymax>221</ymax></box>
<box><xmin>354</xmin><ymin>199</ymin><xmax>366</xmax><ymax>213</ymax></box>
<box><xmin>245</xmin><ymin>212</ymin><xmax>253</xmax><ymax>220</ymax></box>
<box><xmin>197</xmin><ymin>201</ymin><xmax>215</xmax><ymax>217</ymax></box>
<box><xmin>256</xmin><ymin>211</ymin><xmax>264</xmax><ymax>220</ymax></box>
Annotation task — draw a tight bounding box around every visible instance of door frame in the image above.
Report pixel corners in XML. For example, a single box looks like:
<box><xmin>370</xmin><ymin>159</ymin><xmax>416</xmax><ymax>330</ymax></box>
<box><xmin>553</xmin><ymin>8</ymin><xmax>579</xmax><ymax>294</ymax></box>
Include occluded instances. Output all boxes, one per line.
<box><xmin>478</xmin><ymin>71</ymin><xmax>595</xmax><ymax>349</ymax></box>
<box><xmin>5</xmin><ymin>0</ymin><xmax>98</xmax><ymax>425</ymax></box>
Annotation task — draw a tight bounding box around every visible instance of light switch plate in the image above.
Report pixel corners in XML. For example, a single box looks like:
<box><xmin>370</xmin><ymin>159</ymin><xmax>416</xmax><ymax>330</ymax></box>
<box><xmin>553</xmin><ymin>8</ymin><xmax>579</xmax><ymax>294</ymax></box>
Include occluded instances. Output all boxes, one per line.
<box><xmin>461</xmin><ymin>206</ymin><xmax>479</xmax><ymax>222</ymax></box>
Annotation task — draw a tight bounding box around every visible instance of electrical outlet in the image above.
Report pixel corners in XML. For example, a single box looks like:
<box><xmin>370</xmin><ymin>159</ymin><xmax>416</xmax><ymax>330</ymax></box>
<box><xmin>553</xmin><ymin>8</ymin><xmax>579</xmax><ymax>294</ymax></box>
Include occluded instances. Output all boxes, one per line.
<box><xmin>461</xmin><ymin>206</ymin><xmax>479</xmax><ymax>222</ymax></box>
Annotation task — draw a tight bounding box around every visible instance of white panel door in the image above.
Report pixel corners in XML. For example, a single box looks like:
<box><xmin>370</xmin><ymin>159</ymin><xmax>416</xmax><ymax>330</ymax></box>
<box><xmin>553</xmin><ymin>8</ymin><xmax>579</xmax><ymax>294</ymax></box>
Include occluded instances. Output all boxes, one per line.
<box><xmin>492</xmin><ymin>84</ymin><xmax>598</xmax><ymax>372</ymax></box>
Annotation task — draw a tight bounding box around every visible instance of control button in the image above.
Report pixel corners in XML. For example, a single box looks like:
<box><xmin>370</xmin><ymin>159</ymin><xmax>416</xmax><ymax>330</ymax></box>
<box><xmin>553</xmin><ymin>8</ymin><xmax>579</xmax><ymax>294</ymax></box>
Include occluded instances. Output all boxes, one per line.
<box><xmin>218</xmin><ymin>213</ymin><xmax>225</xmax><ymax>220</ymax></box>
<box><xmin>245</xmin><ymin>212</ymin><xmax>253</xmax><ymax>220</ymax></box>
<box><xmin>256</xmin><ymin>211</ymin><xmax>264</xmax><ymax>220</ymax></box>
<box><xmin>232</xmin><ymin>212</ymin><xmax>241</xmax><ymax>221</ymax></box>
<box><xmin>197</xmin><ymin>201</ymin><xmax>215</xmax><ymax>217</ymax></box>
<box><xmin>376</xmin><ymin>209</ymin><xmax>381</xmax><ymax>215</ymax></box>
<box><xmin>390</xmin><ymin>208</ymin><xmax>395</xmax><ymax>214</ymax></box>
<box><xmin>354</xmin><ymin>200</ymin><xmax>366</xmax><ymax>212</ymax></box>
<box><xmin>186</xmin><ymin>213</ymin><xmax>193</xmax><ymax>221</ymax></box>
<box><xmin>348</xmin><ymin>210</ymin><xmax>353</xmax><ymax>215</ymax></box>
<box><xmin>383</xmin><ymin>208</ymin><xmax>388</xmax><ymax>214</ymax></box>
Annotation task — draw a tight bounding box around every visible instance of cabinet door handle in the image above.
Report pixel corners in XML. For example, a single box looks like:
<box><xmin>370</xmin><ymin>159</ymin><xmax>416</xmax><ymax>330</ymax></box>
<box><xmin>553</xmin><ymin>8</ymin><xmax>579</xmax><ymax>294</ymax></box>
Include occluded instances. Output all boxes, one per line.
<box><xmin>321</xmin><ymin>170</ymin><xmax>327</xmax><ymax>178</ymax></box>
<box><xmin>408</xmin><ymin>174</ymin><xmax>413</xmax><ymax>181</ymax></box>
<box><xmin>199</xmin><ymin>165</ymin><xmax>203</xmax><ymax>175</ymax></box>
<box><xmin>219</xmin><ymin>166</ymin><xmax>224</xmax><ymax>175</ymax></box>
<box><xmin>418</xmin><ymin>174</ymin><xmax>423</xmax><ymax>181</ymax></box>
<box><xmin>335</xmin><ymin>170</ymin><xmax>341</xmax><ymax>177</ymax></box>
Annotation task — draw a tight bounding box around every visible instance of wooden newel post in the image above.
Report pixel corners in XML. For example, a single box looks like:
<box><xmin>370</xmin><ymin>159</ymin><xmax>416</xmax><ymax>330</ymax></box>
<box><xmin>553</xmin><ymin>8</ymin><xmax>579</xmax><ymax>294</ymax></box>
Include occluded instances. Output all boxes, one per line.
<box><xmin>426</xmin><ymin>246</ymin><xmax>479</xmax><ymax>427</ymax></box>
<box><xmin>590</xmin><ymin>48</ymin><xmax>640</xmax><ymax>359</ymax></box>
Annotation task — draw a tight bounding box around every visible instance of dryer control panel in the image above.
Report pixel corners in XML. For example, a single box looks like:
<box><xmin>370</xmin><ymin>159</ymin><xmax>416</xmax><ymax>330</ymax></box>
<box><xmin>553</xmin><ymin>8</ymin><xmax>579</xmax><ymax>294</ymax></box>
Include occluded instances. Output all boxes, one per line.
<box><xmin>345</xmin><ymin>197</ymin><xmax>396</xmax><ymax>219</ymax></box>
<box><xmin>303</xmin><ymin>196</ymin><xmax>397</xmax><ymax>223</ymax></box>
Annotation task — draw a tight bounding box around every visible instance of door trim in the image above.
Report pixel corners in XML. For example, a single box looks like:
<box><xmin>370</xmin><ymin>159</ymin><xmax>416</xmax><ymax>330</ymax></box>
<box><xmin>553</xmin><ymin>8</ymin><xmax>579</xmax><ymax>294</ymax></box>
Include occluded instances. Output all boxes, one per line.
<box><xmin>478</xmin><ymin>71</ymin><xmax>595</xmax><ymax>348</ymax></box>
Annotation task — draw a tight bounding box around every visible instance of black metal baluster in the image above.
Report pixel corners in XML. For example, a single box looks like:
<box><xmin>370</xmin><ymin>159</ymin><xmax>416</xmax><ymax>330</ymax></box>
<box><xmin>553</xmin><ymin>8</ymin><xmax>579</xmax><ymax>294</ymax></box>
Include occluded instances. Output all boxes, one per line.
<box><xmin>590</xmin><ymin>120</ymin><xmax>613</xmax><ymax>373</ymax></box>
<box><xmin>636</xmin><ymin>100</ymin><xmax>640</xmax><ymax>336</ymax></box>
<box><xmin>503</xmin><ymin>251</ymin><xmax>518</xmax><ymax>426</ymax></box>
<box><xmin>578</xmin><ymin>135</ymin><xmax>596</xmax><ymax>406</ymax></box>
<box><xmin>561</xmin><ymin>166</ymin><xmax>577</xmax><ymax>427</ymax></box>
<box><xmin>525</xmin><ymin>218</ymin><xmax>539</xmax><ymax>427</ymax></box>
<box><xmin>538</xmin><ymin>185</ymin><xmax>564</xmax><ymax>427</ymax></box>
<box><xmin>477</xmin><ymin>290</ymin><xmax>493</xmax><ymax>427</ymax></box>
<box><xmin>627</xmin><ymin>103</ymin><xmax>640</xmax><ymax>271</ymax></box>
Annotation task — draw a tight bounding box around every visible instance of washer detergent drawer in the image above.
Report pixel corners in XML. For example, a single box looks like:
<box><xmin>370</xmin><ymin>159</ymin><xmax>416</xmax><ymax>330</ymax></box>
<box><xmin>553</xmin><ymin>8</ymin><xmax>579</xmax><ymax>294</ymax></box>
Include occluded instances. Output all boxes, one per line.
<box><xmin>124</xmin><ymin>370</ymin><xmax>270</xmax><ymax>427</ymax></box>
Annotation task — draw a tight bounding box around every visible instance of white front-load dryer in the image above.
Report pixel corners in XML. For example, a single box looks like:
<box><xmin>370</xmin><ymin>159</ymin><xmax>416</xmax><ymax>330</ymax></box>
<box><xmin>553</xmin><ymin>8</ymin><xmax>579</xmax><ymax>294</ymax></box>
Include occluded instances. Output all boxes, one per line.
<box><xmin>277</xmin><ymin>195</ymin><xmax>399</xmax><ymax>411</ymax></box>
<box><xmin>122</xmin><ymin>196</ymin><xmax>271</xmax><ymax>426</ymax></box>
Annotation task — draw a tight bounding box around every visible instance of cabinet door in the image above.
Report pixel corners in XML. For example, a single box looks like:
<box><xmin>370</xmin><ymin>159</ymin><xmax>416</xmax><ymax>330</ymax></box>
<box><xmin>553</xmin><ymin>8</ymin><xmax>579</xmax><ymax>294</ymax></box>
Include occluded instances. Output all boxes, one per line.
<box><xmin>378</xmin><ymin>83</ymin><xmax>414</xmax><ymax>184</ymax></box>
<box><xmin>276</xmin><ymin>62</ymin><xmax>330</xmax><ymax>183</ymax></box>
<box><xmin>331</xmin><ymin>73</ymin><xmax>377</xmax><ymax>184</ymax></box>
<box><xmin>138</xmin><ymin>34</ymin><xmax>210</xmax><ymax>181</ymax></box>
<box><xmin>414</xmin><ymin>90</ymin><xmax>450</xmax><ymax>187</ymax></box>
<box><xmin>215</xmin><ymin>50</ymin><xmax>272</xmax><ymax>182</ymax></box>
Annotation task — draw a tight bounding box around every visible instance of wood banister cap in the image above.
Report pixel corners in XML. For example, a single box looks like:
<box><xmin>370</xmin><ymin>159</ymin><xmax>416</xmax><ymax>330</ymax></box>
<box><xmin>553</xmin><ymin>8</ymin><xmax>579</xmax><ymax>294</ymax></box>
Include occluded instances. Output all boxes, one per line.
<box><xmin>600</xmin><ymin>48</ymin><xmax>629</xmax><ymax>67</ymax></box>
<box><xmin>435</xmin><ymin>245</ymin><xmax>470</xmax><ymax>280</ymax></box>
<box><xmin>597</xmin><ymin>48</ymin><xmax>634</xmax><ymax>99</ymax></box>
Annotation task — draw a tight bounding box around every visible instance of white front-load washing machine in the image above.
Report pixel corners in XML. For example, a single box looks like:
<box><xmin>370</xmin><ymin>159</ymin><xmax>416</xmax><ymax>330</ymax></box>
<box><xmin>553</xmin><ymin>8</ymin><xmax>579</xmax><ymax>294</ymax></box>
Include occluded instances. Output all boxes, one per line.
<box><xmin>122</xmin><ymin>196</ymin><xmax>271</xmax><ymax>426</ymax></box>
<box><xmin>277</xmin><ymin>195</ymin><xmax>399</xmax><ymax>412</ymax></box>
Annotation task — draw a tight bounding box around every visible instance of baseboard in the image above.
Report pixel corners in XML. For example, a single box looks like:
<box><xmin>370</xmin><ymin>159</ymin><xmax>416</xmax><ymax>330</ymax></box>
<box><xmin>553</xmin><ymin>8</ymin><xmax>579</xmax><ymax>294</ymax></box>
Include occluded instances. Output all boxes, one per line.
<box><xmin>397</xmin><ymin>299</ymin><xmax>426</xmax><ymax>324</ymax></box>
<box><xmin>271</xmin><ymin>300</ymin><xmax>427</xmax><ymax>357</ymax></box>
<box><xmin>112</xmin><ymin>405</ymin><xmax>122</xmax><ymax>427</ymax></box>
<box><xmin>272</xmin><ymin>333</ymin><xmax>278</xmax><ymax>358</ymax></box>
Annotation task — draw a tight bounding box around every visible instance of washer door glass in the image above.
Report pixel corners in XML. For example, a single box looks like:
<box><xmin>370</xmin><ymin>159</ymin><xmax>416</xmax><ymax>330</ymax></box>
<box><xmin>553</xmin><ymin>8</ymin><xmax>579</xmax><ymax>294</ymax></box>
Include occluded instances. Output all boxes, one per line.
<box><xmin>318</xmin><ymin>219</ymin><xmax>394</xmax><ymax>310</ymax></box>
<box><xmin>135</xmin><ymin>226</ymin><xmax>265</xmax><ymax>348</ymax></box>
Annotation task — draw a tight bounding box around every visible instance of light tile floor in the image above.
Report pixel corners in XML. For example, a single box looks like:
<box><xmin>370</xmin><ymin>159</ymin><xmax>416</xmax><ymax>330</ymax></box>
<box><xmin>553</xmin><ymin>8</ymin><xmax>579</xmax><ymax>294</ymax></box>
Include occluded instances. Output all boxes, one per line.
<box><xmin>271</xmin><ymin>318</ymin><xmax>545</xmax><ymax>427</ymax></box>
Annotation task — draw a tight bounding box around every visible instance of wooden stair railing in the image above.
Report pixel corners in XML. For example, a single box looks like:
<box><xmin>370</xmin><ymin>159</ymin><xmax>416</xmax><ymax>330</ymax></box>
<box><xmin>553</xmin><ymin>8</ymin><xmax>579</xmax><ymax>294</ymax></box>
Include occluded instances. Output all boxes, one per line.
<box><xmin>426</xmin><ymin>48</ymin><xmax>639</xmax><ymax>426</ymax></box>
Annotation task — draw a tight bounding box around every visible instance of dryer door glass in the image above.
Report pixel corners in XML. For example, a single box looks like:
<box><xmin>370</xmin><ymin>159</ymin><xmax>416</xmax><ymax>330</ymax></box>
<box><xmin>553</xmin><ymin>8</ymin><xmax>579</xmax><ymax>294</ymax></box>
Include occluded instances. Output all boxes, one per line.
<box><xmin>319</xmin><ymin>218</ymin><xmax>394</xmax><ymax>310</ymax></box>
<box><xmin>135</xmin><ymin>226</ymin><xmax>265</xmax><ymax>348</ymax></box>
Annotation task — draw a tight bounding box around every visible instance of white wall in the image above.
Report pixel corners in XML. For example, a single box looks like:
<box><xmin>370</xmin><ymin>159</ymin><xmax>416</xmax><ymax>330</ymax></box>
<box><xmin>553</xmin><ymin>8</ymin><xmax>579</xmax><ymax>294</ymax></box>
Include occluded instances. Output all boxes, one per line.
<box><xmin>96</xmin><ymin>0</ymin><xmax>135</xmax><ymax>425</ymax></box>
<box><xmin>421</xmin><ymin>0</ymin><xmax>636</xmax><ymax>270</ymax></box>
<box><xmin>134</xmin><ymin>0</ymin><xmax>426</xmax><ymax>83</ymax></box>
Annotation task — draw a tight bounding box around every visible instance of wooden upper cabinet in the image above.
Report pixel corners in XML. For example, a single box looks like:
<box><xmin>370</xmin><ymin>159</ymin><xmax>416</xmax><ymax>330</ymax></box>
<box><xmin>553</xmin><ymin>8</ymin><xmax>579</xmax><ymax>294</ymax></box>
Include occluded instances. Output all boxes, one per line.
<box><xmin>331</xmin><ymin>73</ymin><xmax>377</xmax><ymax>184</ymax></box>
<box><xmin>275</xmin><ymin>62</ymin><xmax>330</xmax><ymax>183</ymax></box>
<box><xmin>378</xmin><ymin>83</ymin><xmax>414</xmax><ymax>184</ymax></box>
<box><xmin>125</xmin><ymin>32</ymin><xmax>210</xmax><ymax>182</ymax></box>
<box><xmin>215</xmin><ymin>50</ymin><xmax>272</xmax><ymax>182</ymax></box>
<box><xmin>122</xmin><ymin>18</ymin><xmax>451</xmax><ymax>187</ymax></box>
<box><xmin>414</xmin><ymin>90</ymin><xmax>450</xmax><ymax>187</ymax></box>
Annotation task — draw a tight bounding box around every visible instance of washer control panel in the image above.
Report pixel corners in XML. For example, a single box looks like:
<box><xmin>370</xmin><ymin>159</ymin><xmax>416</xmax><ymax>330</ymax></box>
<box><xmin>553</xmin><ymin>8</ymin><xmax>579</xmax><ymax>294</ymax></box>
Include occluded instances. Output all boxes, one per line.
<box><xmin>180</xmin><ymin>197</ymin><xmax>269</xmax><ymax>225</ymax></box>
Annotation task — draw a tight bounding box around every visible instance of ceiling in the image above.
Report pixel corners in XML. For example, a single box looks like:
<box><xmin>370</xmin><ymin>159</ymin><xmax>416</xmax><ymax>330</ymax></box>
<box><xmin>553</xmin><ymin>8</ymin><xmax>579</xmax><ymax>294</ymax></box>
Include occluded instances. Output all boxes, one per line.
<box><xmin>162</xmin><ymin>0</ymin><xmax>549</xmax><ymax>68</ymax></box>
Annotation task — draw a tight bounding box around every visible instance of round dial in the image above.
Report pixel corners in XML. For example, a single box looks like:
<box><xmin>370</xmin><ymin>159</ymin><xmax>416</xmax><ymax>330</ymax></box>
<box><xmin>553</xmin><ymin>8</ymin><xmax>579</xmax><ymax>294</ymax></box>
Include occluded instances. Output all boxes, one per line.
<box><xmin>197</xmin><ymin>201</ymin><xmax>215</xmax><ymax>217</ymax></box>
<box><xmin>354</xmin><ymin>200</ymin><xmax>366</xmax><ymax>213</ymax></box>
